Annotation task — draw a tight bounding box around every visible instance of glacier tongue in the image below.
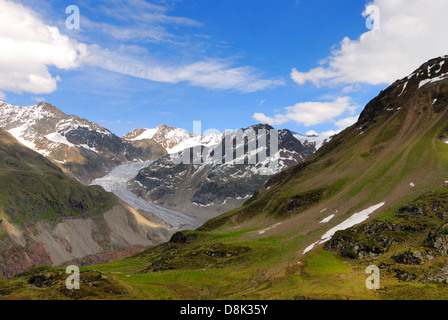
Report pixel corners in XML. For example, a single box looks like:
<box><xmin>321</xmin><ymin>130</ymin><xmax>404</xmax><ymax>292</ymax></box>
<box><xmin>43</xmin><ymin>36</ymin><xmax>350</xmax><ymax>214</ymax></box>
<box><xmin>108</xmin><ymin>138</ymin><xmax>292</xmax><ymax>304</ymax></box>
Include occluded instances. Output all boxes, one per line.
<box><xmin>90</xmin><ymin>161</ymin><xmax>200</xmax><ymax>230</ymax></box>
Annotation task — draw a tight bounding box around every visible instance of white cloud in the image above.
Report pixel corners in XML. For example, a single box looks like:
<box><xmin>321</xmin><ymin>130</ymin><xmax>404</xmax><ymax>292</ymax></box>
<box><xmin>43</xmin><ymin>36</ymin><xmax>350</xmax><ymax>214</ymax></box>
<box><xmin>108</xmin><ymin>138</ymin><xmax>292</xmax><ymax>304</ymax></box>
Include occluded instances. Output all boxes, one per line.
<box><xmin>253</xmin><ymin>97</ymin><xmax>357</xmax><ymax>126</ymax></box>
<box><xmin>32</xmin><ymin>96</ymin><xmax>45</xmax><ymax>102</ymax></box>
<box><xmin>82</xmin><ymin>18</ymin><xmax>173</xmax><ymax>43</ymax></box>
<box><xmin>300</xmin><ymin>115</ymin><xmax>359</xmax><ymax>140</ymax></box>
<box><xmin>78</xmin><ymin>0</ymin><xmax>283</xmax><ymax>93</ymax></box>
<box><xmin>291</xmin><ymin>67</ymin><xmax>336</xmax><ymax>86</ymax></box>
<box><xmin>306</xmin><ymin>130</ymin><xmax>318</xmax><ymax>136</ymax></box>
<box><xmin>95</xmin><ymin>0</ymin><xmax>201</xmax><ymax>27</ymax></box>
<box><xmin>0</xmin><ymin>0</ymin><xmax>281</xmax><ymax>95</ymax></box>
<box><xmin>0</xmin><ymin>0</ymin><xmax>87</xmax><ymax>94</ymax></box>
<box><xmin>79</xmin><ymin>0</ymin><xmax>203</xmax><ymax>45</ymax></box>
<box><xmin>0</xmin><ymin>91</ymin><xmax>5</xmax><ymax>100</ymax></box>
<box><xmin>320</xmin><ymin>130</ymin><xmax>340</xmax><ymax>137</ymax></box>
<box><xmin>85</xmin><ymin>46</ymin><xmax>284</xmax><ymax>93</ymax></box>
<box><xmin>335</xmin><ymin>116</ymin><xmax>359</xmax><ymax>129</ymax></box>
<box><xmin>341</xmin><ymin>84</ymin><xmax>363</xmax><ymax>94</ymax></box>
<box><xmin>292</xmin><ymin>0</ymin><xmax>448</xmax><ymax>87</ymax></box>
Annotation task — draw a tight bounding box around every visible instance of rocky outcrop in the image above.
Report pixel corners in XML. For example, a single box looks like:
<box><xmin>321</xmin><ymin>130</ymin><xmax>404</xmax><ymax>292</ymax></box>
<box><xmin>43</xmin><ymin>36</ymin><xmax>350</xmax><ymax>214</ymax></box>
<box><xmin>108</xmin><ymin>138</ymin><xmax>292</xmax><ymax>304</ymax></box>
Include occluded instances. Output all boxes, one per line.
<box><xmin>425</xmin><ymin>223</ymin><xmax>448</xmax><ymax>254</ymax></box>
<box><xmin>323</xmin><ymin>220</ymin><xmax>422</xmax><ymax>259</ymax></box>
<box><xmin>423</xmin><ymin>263</ymin><xmax>448</xmax><ymax>284</ymax></box>
<box><xmin>392</xmin><ymin>250</ymin><xmax>434</xmax><ymax>265</ymax></box>
<box><xmin>169</xmin><ymin>231</ymin><xmax>198</xmax><ymax>244</ymax></box>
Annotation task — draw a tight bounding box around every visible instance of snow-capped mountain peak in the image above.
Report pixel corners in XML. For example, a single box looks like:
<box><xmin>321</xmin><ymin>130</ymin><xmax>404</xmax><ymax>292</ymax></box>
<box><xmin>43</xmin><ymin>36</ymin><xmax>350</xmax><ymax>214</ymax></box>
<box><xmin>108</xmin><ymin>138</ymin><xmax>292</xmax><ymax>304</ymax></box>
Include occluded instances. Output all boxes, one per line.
<box><xmin>0</xmin><ymin>101</ymin><xmax>110</xmax><ymax>155</ymax></box>
<box><xmin>123</xmin><ymin>125</ymin><xmax>223</xmax><ymax>154</ymax></box>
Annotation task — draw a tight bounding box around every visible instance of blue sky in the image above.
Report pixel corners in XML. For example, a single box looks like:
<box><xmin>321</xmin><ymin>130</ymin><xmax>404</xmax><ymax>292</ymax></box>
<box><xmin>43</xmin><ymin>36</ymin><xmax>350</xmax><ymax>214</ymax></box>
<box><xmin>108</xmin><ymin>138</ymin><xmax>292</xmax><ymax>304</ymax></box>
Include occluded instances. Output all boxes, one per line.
<box><xmin>2</xmin><ymin>0</ymin><xmax>448</xmax><ymax>136</ymax></box>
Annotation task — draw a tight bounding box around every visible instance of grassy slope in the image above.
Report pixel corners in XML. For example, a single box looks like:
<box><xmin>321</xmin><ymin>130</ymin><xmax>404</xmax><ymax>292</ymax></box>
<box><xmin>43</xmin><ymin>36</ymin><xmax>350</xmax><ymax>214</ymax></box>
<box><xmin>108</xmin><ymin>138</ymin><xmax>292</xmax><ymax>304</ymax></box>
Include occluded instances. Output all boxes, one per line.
<box><xmin>0</xmin><ymin>129</ymin><xmax>118</xmax><ymax>225</ymax></box>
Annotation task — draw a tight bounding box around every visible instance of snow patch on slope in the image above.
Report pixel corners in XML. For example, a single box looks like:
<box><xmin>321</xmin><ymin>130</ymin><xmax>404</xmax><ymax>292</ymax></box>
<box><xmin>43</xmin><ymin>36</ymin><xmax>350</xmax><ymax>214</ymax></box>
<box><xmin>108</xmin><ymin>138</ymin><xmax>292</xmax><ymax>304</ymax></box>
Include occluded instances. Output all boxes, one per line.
<box><xmin>258</xmin><ymin>223</ymin><xmax>281</xmax><ymax>235</ymax></box>
<box><xmin>45</xmin><ymin>132</ymin><xmax>75</xmax><ymax>147</ymax></box>
<box><xmin>303</xmin><ymin>203</ymin><xmax>385</xmax><ymax>254</ymax></box>
<box><xmin>8</xmin><ymin>124</ymin><xmax>38</xmax><ymax>151</ymax></box>
<box><xmin>398</xmin><ymin>81</ymin><xmax>408</xmax><ymax>97</ymax></box>
<box><xmin>320</xmin><ymin>214</ymin><xmax>335</xmax><ymax>224</ymax></box>
<box><xmin>125</xmin><ymin>128</ymin><xmax>158</xmax><ymax>141</ymax></box>
<box><xmin>419</xmin><ymin>72</ymin><xmax>448</xmax><ymax>88</ymax></box>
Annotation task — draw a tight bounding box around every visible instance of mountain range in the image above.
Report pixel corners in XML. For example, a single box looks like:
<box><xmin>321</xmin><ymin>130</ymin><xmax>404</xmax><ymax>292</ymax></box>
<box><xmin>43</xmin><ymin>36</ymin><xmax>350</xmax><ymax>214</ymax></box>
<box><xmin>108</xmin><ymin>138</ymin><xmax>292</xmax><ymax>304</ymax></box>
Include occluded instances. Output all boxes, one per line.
<box><xmin>127</xmin><ymin>124</ymin><xmax>316</xmax><ymax>219</ymax></box>
<box><xmin>0</xmin><ymin>98</ymin><xmax>320</xmax><ymax>276</ymax></box>
<box><xmin>0</xmin><ymin>102</ymin><xmax>321</xmax><ymax>221</ymax></box>
<box><xmin>1</xmin><ymin>55</ymin><xmax>447</xmax><ymax>299</ymax></box>
<box><xmin>0</xmin><ymin>55</ymin><xmax>444</xmax><ymax>299</ymax></box>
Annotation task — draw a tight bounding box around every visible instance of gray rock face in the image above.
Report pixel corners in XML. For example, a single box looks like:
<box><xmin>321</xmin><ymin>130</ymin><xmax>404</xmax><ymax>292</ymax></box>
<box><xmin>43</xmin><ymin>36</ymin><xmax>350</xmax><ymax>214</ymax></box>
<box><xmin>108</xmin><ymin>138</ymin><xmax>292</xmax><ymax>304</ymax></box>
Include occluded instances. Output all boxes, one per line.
<box><xmin>392</xmin><ymin>250</ymin><xmax>434</xmax><ymax>265</ymax></box>
<box><xmin>424</xmin><ymin>263</ymin><xmax>448</xmax><ymax>284</ymax></box>
<box><xmin>433</xmin><ymin>236</ymin><xmax>448</xmax><ymax>254</ymax></box>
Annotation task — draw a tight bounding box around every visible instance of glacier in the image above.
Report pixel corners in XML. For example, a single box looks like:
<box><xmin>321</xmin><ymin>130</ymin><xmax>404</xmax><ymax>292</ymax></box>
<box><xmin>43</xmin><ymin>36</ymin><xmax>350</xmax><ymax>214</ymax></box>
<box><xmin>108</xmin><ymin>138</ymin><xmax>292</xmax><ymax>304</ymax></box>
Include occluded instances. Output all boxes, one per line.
<box><xmin>91</xmin><ymin>161</ymin><xmax>200</xmax><ymax>230</ymax></box>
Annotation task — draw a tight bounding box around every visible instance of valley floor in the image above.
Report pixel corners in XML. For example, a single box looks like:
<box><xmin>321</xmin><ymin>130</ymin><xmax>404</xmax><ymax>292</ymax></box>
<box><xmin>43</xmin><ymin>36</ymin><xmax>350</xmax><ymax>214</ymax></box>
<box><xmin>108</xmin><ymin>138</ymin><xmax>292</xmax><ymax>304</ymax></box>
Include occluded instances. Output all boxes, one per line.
<box><xmin>3</xmin><ymin>187</ymin><xmax>448</xmax><ymax>300</ymax></box>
